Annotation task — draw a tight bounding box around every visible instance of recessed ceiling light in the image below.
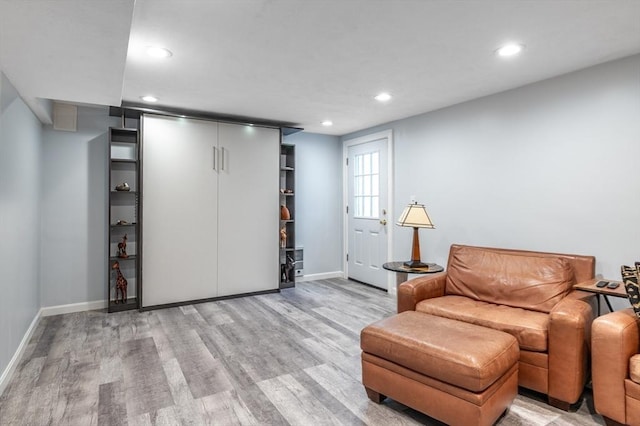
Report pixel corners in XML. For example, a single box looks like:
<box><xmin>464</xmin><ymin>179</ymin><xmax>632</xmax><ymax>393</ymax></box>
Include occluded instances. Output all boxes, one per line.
<box><xmin>146</xmin><ymin>46</ymin><xmax>173</xmax><ymax>58</ymax></box>
<box><xmin>141</xmin><ymin>95</ymin><xmax>158</xmax><ymax>103</ymax></box>
<box><xmin>322</xmin><ymin>120</ymin><xmax>333</xmax><ymax>126</ymax></box>
<box><xmin>496</xmin><ymin>43</ymin><xmax>524</xmax><ymax>57</ymax></box>
<box><xmin>374</xmin><ymin>93</ymin><xmax>392</xmax><ymax>102</ymax></box>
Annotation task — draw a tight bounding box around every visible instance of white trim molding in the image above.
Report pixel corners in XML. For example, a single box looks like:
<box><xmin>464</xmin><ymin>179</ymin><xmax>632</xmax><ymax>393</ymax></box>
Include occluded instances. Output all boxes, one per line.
<box><xmin>0</xmin><ymin>310</ymin><xmax>42</xmax><ymax>396</ymax></box>
<box><xmin>0</xmin><ymin>299</ymin><xmax>107</xmax><ymax>395</ymax></box>
<box><xmin>342</xmin><ymin>129</ymin><xmax>394</xmax><ymax>292</ymax></box>
<box><xmin>40</xmin><ymin>300</ymin><xmax>106</xmax><ymax>317</ymax></box>
<box><xmin>295</xmin><ymin>271</ymin><xmax>344</xmax><ymax>282</ymax></box>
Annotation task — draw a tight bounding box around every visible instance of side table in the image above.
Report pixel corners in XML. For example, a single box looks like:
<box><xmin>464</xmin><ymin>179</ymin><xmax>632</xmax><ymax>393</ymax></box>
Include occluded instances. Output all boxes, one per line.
<box><xmin>573</xmin><ymin>278</ymin><xmax>628</xmax><ymax>315</ymax></box>
<box><xmin>382</xmin><ymin>261</ymin><xmax>444</xmax><ymax>289</ymax></box>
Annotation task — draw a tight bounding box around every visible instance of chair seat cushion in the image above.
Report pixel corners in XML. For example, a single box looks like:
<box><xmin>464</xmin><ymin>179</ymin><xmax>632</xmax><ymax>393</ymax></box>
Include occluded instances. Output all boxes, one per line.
<box><xmin>416</xmin><ymin>295</ymin><xmax>549</xmax><ymax>352</ymax></box>
<box><xmin>631</xmin><ymin>354</ymin><xmax>640</xmax><ymax>384</ymax></box>
<box><xmin>360</xmin><ymin>311</ymin><xmax>519</xmax><ymax>392</ymax></box>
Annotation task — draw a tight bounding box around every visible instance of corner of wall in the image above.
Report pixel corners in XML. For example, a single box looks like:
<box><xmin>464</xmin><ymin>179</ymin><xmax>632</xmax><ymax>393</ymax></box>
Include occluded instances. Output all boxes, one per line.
<box><xmin>0</xmin><ymin>71</ymin><xmax>45</xmax><ymax>397</ymax></box>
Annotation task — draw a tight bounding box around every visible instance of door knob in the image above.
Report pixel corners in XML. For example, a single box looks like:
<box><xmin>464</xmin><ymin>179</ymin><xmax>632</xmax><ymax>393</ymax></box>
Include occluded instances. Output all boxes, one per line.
<box><xmin>380</xmin><ymin>219</ymin><xmax>387</xmax><ymax>225</ymax></box>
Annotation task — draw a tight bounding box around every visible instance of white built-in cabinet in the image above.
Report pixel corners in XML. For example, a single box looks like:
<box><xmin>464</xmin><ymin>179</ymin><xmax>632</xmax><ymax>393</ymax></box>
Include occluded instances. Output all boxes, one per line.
<box><xmin>141</xmin><ymin>114</ymin><xmax>279</xmax><ymax>308</ymax></box>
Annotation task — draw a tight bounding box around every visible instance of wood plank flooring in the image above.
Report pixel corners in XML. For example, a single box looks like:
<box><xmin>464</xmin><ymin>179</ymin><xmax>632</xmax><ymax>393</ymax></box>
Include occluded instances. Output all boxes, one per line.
<box><xmin>0</xmin><ymin>279</ymin><xmax>604</xmax><ymax>425</ymax></box>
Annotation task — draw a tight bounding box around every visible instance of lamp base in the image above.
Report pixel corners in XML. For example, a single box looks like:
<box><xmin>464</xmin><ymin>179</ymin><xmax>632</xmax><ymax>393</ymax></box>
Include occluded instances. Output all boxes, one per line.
<box><xmin>404</xmin><ymin>260</ymin><xmax>429</xmax><ymax>269</ymax></box>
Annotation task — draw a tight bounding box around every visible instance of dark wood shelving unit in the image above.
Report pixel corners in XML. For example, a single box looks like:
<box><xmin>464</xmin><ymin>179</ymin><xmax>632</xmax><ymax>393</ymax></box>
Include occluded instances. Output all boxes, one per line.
<box><xmin>108</xmin><ymin>126</ymin><xmax>141</xmax><ymax>312</ymax></box>
<box><xmin>280</xmin><ymin>143</ymin><xmax>301</xmax><ymax>288</ymax></box>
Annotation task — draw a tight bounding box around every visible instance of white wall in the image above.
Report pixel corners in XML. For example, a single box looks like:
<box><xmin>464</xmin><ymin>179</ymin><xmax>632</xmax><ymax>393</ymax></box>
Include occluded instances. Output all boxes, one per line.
<box><xmin>283</xmin><ymin>132</ymin><xmax>343</xmax><ymax>277</ymax></box>
<box><xmin>40</xmin><ymin>106</ymin><xmax>118</xmax><ymax>307</ymax></box>
<box><xmin>343</xmin><ymin>55</ymin><xmax>640</xmax><ymax>308</ymax></box>
<box><xmin>0</xmin><ymin>71</ymin><xmax>42</xmax><ymax>381</ymax></box>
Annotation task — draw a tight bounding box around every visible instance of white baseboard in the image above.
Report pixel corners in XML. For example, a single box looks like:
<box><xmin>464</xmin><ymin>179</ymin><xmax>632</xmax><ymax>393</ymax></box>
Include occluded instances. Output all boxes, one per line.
<box><xmin>1</xmin><ymin>299</ymin><xmax>108</xmax><ymax>396</ymax></box>
<box><xmin>296</xmin><ymin>271</ymin><xmax>344</xmax><ymax>282</ymax></box>
<box><xmin>40</xmin><ymin>300</ymin><xmax>106</xmax><ymax>317</ymax></box>
<box><xmin>0</xmin><ymin>309</ymin><xmax>42</xmax><ymax>397</ymax></box>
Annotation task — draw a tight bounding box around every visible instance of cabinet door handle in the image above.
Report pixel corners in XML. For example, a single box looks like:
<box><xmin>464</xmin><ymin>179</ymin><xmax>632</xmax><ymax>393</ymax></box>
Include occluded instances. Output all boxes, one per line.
<box><xmin>221</xmin><ymin>147</ymin><xmax>226</xmax><ymax>171</ymax></box>
<box><xmin>213</xmin><ymin>146</ymin><xmax>217</xmax><ymax>170</ymax></box>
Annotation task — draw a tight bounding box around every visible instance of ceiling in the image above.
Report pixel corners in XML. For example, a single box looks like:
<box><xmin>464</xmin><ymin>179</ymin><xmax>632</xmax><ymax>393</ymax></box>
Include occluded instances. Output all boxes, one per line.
<box><xmin>1</xmin><ymin>1</ymin><xmax>639</xmax><ymax>136</ymax></box>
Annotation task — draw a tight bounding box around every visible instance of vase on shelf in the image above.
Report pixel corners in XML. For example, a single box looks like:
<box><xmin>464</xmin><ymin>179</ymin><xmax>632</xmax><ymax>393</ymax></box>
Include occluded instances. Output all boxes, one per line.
<box><xmin>280</xmin><ymin>205</ymin><xmax>291</xmax><ymax>220</ymax></box>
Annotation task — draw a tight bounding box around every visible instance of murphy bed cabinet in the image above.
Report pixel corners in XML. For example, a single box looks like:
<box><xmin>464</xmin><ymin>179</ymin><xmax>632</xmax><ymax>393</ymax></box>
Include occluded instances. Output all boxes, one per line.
<box><xmin>108</xmin><ymin>127</ymin><xmax>141</xmax><ymax>312</ymax></box>
<box><xmin>141</xmin><ymin>115</ymin><xmax>280</xmax><ymax>308</ymax></box>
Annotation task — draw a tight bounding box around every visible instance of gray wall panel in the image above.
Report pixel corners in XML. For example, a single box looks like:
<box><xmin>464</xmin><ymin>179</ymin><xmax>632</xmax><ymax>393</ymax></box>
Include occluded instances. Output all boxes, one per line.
<box><xmin>0</xmin><ymin>71</ymin><xmax>42</xmax><ymax>382</ymax></box>
<box><xmin>343</xmin><ymin>55</ymin><xmax>640</xmax><ymax>310</ymax></box>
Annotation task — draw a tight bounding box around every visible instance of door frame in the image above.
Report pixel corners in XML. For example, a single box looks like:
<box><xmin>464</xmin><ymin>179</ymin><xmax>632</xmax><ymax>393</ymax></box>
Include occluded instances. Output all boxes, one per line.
<box><xmin>342</xmin><ymin>129</ymin><xmax>394</xmax><ymax>292</ymax></box>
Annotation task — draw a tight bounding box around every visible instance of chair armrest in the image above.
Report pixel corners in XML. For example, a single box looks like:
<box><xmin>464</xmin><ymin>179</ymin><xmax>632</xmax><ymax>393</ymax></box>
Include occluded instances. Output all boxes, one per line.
<box><xmin>565</xmin><ymin>288</ymin><xmax>599</xmax><ymax>311</ymax></box>
<box><xmin>592</xmin><ymin>309</ymin><xmax>640</xmax><ymax>424</ymax></box>
<box><xmin>397</xmin><ymin>272</ymin><xmax>447</xmax><ymax>313</ymax></box>
<box><xmin>547</xmin><ymin>294</ymin><xmax>595</xmax><ymax>405</ymax></box>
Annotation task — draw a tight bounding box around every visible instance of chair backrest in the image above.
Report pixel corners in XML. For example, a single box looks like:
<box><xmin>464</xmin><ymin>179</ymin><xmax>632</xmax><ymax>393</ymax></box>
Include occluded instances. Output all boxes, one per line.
<box><xmin>447</xmin><ymin>244</ymin><xmax>595</xmax><ymax>282</ymax></box>
<box><xmin>445</xmin><ymin>244</ymin><xmax>595</xmax><ymax>313</ymax></box>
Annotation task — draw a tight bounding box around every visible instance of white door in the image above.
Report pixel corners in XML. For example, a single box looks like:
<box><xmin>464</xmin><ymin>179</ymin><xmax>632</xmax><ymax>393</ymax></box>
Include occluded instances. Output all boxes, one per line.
<box><xmin>217</xmin><ymin>123</ymin><xmax>280</xmax><ymax>296</ymax></box>
<box><xmin>346</xmin><ymin>134</ymin><xmax>390</xmax><ymax>289</ymax></box>
<box><xmin>141</xmin><ymin>115</ymin><xmax>219</xmax><ymax>307</ymax></box>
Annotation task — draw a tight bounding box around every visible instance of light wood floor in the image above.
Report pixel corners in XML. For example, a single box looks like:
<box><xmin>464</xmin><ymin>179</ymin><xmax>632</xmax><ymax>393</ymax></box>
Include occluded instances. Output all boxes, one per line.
<box><xmin>0</xmin><ymin>279</ymin><xmax>604</xmax><ymax>425</ymax></box>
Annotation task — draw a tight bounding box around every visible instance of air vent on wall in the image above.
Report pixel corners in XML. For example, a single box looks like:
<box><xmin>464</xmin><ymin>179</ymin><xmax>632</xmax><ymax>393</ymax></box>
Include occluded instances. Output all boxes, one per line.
<box><xmin>53</xmin><ymin>102</ymin><xmax>77</xmax><ymax>132</ymax></box>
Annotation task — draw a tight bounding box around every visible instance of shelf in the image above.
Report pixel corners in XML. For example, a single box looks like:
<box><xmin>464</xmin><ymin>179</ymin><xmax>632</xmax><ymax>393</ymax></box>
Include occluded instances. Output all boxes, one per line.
<box><xmin>109</xmin><ymin>255</ymin><xmax>137</xmax><ymax>261</ymax></box>
<box><xmin>108</xmin><ymin>297</ymin><xmax>139</xmax><ymax>312</ymax></box>
<box><xmin>109</xmin><ymin>126</ymin><xmax>140</xmax><ymax>313</ymax></box>
<box><xmin>280</xmin><ymin>143</ymin><xmax>295</xmax><ymax>289</ymax></box>
<box><xmin>110</xmin><ymin>128</ymin><xmax>138</xmax><ymax>144</ymax></box>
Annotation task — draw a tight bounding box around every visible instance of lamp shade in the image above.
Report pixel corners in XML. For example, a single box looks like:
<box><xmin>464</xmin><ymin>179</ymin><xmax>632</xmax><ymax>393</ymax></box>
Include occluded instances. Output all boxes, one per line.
<box><xmin>396</xmin><ymin>203</ymin><xmax>435</xmax><ymax>228</ymax></box>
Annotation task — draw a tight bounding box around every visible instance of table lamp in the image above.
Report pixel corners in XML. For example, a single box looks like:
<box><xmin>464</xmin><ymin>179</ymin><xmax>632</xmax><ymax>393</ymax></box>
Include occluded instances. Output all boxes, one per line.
<box><xmin>396</xmin><ymin>202</ymin><xmax>435</xmax><ymax>268</ymax></box>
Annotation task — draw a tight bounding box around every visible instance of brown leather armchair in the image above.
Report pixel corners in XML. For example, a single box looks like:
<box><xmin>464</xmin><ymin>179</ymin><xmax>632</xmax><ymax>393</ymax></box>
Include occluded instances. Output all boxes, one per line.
<box><xmin>398</xmin><ymin>244</ymin><xmax>597</xmax><ymax>410</ymax></box>
<box><xmin>592</xmin><ymin>309</ymin><xmax>640</xmax><ymax>426</ymax></box>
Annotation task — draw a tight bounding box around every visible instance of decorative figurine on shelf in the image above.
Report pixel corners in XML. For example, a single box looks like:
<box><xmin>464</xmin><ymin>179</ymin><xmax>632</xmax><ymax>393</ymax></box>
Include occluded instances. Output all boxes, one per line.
<box><xmin>112</xmin><ymin>261</ymin><xmax>128</xmax><ymax>304</ymax></box>
<box><xmin>115</xmin><ymin>182</ymin><xmax>130</xmax><ymax>192</ymax></box>
<box><xmin>284</xmin><ymin>254</ymin><xmax>295</xmax><ymax>281</ymax></box>
<box><xmin>280</xmin><ymin>204</ymin><xmax>291</xmax><ymax>220</ymax></box>
<box><xmin>116</xmin><ymin>219</ymin><xmax>128</xmax><ymax>225</ymax></box>
<box><xmin>280</xmin><ymin>226</ymin><xmax>287</xmax><ymax>248</ymax></box>
<box><xmin>117</xmin><ymin>234</ymin><xmax>128</xmax><ymax>258</ymax></box>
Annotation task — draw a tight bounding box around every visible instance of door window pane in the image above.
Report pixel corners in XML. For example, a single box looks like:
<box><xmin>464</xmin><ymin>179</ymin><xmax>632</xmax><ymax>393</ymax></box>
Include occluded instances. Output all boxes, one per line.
<box><xmin>353</xmin><ymin>151</ymin><xmax>380</xmax><ymax>219</ymax></box>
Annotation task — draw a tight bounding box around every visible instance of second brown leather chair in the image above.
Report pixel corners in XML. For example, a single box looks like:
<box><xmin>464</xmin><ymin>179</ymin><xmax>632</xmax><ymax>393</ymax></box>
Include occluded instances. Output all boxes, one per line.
<box><xmin>592</xmin><ymin>309</ymin><xmax>640</xmax><ymax>426</ymax></box>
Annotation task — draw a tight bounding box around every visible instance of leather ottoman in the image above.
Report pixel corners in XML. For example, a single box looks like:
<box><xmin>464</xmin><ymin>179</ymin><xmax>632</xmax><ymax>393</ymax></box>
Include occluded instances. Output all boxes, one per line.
<box><xmin>361</xmin><ymin>311</ymin><xmax>519</xmax><ymax>426</ymax></box>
